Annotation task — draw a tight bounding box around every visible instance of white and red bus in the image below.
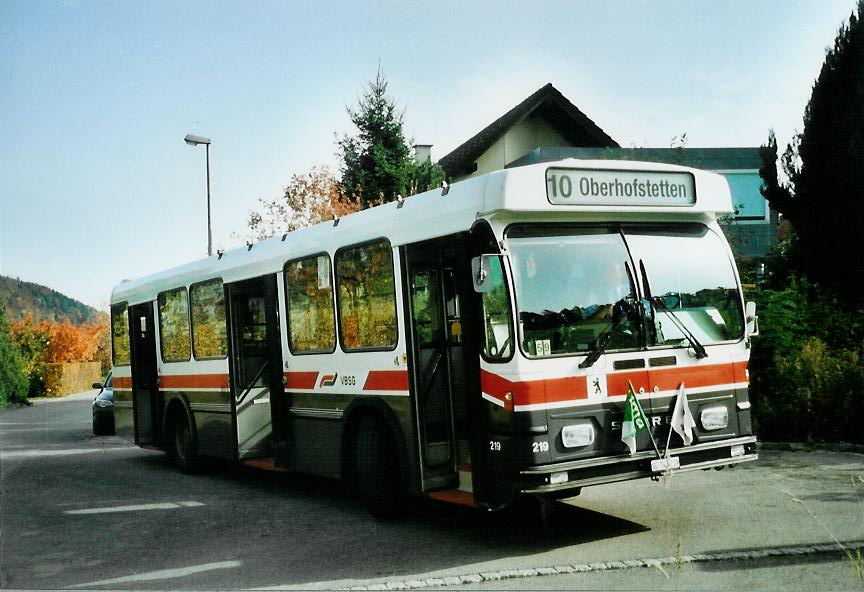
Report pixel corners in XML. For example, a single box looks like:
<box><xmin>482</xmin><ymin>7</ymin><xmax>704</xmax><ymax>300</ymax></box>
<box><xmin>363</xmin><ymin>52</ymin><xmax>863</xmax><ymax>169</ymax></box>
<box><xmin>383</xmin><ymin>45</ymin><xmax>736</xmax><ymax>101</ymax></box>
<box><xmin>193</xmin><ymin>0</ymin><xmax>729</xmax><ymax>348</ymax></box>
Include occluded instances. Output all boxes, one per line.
<box><xmin>110</xmin><ymin>158</ymin><xmax>758</xmax><ymax>518</ymax></box>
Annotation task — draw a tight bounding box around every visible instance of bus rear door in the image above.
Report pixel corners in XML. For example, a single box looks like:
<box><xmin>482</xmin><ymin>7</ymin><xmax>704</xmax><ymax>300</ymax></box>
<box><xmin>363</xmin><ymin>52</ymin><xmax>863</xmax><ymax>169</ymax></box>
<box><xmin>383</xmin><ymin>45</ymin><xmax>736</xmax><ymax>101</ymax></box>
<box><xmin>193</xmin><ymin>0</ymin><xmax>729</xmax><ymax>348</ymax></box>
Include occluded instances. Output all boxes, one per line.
<box><xmin>128</xmin><ymin>302</ymin><xmax>161</xmax><ymax>446</ymax></box>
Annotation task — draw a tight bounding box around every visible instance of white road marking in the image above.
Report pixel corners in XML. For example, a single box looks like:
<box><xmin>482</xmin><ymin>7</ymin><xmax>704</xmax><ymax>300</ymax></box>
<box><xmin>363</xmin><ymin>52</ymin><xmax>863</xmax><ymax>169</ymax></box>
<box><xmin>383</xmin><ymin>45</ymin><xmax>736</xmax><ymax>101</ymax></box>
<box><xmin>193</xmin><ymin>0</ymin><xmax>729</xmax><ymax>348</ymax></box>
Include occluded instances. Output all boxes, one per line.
<box><xmin>0</xmin><ymin>427</ymin><xmax>67</xmax><ymax>432</ymax></box>
<box><xmin>0</xmin><ymin>421</ymin><xmax>89</xmax><ymax>426</ymax></box>
<box><xmin>1</xmin><ymin>447</ymin><xmax>132</xmax><ymax>459</ymax></box>
<box><xmin>68</xmin><ymin>560</ymin><xmax>242</xmax><ymax>588</ymax></box>
<box><xmin>64</xmin><ymin>501</ymin><xmax>204</xmax><ymax>515</ymax></box>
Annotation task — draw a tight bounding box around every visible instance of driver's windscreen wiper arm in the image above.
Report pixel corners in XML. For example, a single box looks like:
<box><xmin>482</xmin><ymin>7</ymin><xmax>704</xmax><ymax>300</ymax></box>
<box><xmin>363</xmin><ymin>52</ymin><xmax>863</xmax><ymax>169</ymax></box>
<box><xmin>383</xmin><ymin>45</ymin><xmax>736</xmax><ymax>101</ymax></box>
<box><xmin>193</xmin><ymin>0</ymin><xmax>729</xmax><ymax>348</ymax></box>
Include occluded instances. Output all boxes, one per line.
<box><xmin>579</xmin><ymin>329</ymin><xmax>615</xmax><ymax>369</ymax></box>
<box><xmin>651</xmin><ymin>295</ymin><xmax>708</xmax><ymax>359</ymax></box>
<box><xmin>639</xmin><ymin>259</ymin><xmax>707</xmax><ymax>359</ymax></box>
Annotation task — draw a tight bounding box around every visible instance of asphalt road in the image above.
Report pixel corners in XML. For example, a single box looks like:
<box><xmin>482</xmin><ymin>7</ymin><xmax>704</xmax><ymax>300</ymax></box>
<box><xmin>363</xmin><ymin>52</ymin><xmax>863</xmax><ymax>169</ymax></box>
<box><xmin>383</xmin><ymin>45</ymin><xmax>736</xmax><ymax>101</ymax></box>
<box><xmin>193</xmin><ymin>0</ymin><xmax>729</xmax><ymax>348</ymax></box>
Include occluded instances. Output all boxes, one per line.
<box><xmin>1</xmin><ymin>393</ymin><xmax>863</xmax><ymax>591</ymax></box>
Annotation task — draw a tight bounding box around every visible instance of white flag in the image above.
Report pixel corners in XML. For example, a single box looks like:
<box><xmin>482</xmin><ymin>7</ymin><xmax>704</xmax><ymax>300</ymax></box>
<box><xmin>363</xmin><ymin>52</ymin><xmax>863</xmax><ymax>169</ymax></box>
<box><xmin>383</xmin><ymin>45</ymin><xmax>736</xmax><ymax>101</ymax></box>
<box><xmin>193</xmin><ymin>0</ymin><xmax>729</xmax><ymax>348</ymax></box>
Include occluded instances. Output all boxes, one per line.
<box><xmin>671</xmin><ymin>383</ymin><xmax>696</xmax><ymax>446</ymax></box>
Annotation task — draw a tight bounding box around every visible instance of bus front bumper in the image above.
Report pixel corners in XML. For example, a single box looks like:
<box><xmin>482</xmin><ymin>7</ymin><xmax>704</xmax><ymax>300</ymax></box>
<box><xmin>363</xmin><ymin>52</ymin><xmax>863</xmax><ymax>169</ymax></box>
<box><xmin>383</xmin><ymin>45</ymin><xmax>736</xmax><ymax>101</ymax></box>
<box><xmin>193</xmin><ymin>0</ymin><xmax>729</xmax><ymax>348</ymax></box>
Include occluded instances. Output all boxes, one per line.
<box><xmin>519</xmin><ymin>435</ymin><xmax>758</xmax><ymax>495</ymax></box>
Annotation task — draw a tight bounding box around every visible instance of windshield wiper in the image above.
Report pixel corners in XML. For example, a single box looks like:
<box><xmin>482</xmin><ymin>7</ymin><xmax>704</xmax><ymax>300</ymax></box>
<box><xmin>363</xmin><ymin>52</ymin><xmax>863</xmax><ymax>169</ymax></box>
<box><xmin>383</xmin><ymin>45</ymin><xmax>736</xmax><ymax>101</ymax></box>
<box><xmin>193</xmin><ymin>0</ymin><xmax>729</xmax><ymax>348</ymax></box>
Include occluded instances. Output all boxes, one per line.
<box><xmin>578</xmin><ymin>323</ymin><xmax>620</xmax><ymax>369</ymax></box>
<box><xmin>579</xmin><ymin>260</ymin><xmax>640</xmax><ymax>369</ymax></box>
<box><xmin>640</xmin><ymin>260</ymin><xmax>708</xmax><ymax>359</ymax></box>
<box><xmin>650</xmin><ymin>295</ymin><xmax>707</xmax><ymax>358</ymax></box>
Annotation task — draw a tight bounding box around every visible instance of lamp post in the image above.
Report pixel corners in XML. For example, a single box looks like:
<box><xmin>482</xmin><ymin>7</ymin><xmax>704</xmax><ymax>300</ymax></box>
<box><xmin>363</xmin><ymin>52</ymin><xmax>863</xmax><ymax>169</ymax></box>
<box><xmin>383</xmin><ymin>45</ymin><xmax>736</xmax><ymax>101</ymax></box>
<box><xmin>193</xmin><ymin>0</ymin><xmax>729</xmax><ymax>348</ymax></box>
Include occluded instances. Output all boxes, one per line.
<box><xmin>184</xmin><ymin>134</ymin><xmax>213</xmax><ymax>257</ymax></box>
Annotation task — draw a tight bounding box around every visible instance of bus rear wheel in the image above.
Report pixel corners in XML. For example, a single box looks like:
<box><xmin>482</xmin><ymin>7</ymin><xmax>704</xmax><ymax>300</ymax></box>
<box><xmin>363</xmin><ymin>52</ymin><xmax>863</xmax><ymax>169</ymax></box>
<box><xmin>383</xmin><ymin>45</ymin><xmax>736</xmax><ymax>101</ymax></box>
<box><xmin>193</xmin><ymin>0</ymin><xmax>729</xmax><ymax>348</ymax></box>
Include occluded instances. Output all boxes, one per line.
<box><xmin>356</xmin><ymin>414</ymin><xmax>405</xmax><ymax>518</ymax></box>
<box><xmin>168</xmin><ymin>409</ymin><xmax>199</xmax><ymax>474</ymax></box>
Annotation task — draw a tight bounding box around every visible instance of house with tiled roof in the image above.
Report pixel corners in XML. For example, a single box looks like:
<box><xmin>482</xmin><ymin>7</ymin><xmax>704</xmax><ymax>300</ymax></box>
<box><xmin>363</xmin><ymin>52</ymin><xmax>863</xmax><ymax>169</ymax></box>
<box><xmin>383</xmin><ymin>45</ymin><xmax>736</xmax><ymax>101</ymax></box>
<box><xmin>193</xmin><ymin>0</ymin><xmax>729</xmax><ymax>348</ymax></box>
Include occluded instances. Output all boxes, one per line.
<box><xmin>437</xmin><ymin>84</ymin><xmax>777</xmax><ymax>258</ymax></box>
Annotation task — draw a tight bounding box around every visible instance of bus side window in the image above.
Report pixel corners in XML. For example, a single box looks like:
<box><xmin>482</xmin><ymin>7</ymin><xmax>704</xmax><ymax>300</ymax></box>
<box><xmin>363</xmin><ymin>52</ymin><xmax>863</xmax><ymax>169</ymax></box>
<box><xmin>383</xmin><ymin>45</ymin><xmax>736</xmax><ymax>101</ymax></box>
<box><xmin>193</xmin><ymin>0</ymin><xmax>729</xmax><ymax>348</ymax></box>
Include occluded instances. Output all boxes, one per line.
<box><xmin>285</xmin><ymin>254</ymin><xmax>336</xmax><ymax>354</ymax></box>
<box><xmin>335</xmin><ymin>240</ymin><xmax>398</xmax><ymax>351</ymax></box>
<box><xmin>481</xmin><ymin>257</ymin><xmax>514</xmax><ymax>360</ymax></box>
<box><xmin>190</xmin><ymin>279</ymin><xmax>227</xmax><ymax>359</ymax></box>
<box><xmin>111</xmin><ymin>302</ymin><xmax>131</xmax><ymax>366</ymax></box>
<box><xmin>158</xmin><ymin>287</ymin><xmax>191</xmax><ymax>363</ymax></box>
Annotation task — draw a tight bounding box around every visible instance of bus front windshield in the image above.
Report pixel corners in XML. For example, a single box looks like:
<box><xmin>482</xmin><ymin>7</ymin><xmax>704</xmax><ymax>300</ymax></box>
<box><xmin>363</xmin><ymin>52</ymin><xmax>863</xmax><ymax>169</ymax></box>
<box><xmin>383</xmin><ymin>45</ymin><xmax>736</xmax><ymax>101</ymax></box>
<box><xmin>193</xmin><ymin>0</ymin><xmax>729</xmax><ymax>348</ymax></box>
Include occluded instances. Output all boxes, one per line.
<box><xmin>507</xmin><ymin>224</ymin><xmax>743</xmax><ymax>358</ymax></box>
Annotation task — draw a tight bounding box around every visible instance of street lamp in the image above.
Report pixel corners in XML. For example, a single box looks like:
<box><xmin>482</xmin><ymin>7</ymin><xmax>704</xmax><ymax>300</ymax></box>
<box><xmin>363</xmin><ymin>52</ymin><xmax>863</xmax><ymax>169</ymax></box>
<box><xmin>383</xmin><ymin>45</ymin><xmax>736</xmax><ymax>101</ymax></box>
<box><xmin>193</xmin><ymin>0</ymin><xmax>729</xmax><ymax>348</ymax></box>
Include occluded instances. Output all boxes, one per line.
<box><xmin>184</xmin><ymin>134</ymin><xmax>213</xmax><ymax>257</ymax></box>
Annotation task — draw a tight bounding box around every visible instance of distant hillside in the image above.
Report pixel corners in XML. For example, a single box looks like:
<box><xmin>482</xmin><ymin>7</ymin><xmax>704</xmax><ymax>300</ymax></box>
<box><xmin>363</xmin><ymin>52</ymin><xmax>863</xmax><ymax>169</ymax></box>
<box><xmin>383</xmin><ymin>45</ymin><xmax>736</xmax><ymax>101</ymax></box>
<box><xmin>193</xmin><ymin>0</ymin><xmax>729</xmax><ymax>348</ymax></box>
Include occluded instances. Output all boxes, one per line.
<box><xmin>0</xmin><ymin>275</ymin><xmax>105</xmax><ymax>324</ymax></box>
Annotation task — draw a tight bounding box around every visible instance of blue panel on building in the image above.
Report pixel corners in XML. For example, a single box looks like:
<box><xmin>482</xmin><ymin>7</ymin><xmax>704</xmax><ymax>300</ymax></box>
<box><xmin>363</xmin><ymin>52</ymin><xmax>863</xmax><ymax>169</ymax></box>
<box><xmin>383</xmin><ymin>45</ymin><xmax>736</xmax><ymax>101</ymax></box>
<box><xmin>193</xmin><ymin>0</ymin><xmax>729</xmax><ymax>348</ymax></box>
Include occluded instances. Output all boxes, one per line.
<box><xmin>723</xmin><ymin>172</ymin><xmax>765</xmax><ymax>220</ymax></box>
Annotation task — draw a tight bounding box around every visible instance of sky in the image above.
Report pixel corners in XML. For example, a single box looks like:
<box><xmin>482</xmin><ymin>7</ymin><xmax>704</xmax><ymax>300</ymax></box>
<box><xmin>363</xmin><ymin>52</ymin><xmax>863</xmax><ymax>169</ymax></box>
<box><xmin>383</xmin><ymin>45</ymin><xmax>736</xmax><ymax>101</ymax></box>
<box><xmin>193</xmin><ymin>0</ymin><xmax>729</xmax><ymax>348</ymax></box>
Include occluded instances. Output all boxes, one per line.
<box><xmin>0</xmin><ymin>0</ymin><xmax>857</xmax><ymax>311</ymax></box>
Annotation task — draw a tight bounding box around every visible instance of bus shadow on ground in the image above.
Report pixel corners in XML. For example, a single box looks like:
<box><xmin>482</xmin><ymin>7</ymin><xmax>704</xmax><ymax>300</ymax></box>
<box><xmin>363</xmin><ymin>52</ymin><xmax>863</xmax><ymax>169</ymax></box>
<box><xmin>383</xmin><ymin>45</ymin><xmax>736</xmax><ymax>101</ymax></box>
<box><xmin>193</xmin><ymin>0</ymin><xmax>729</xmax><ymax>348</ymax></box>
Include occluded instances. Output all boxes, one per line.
<box><xmin>138</xmin><ymin>451</ymin><xmax>647</xmax><ymax>544</ymax></box>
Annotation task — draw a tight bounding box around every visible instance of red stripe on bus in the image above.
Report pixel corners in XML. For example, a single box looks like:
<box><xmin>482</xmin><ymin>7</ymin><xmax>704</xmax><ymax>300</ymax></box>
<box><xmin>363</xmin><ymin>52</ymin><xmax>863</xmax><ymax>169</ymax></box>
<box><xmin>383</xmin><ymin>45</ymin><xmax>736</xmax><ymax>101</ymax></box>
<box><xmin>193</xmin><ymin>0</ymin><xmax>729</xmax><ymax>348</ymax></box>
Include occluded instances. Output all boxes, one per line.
<box><xmin>113</xmin><ymin>376</ymin><xmax>132</xmax><ymax>389</ymax></box>
<box><xmin>363</xmin><ymin>370</ymin><xmax>409</xmax><ymax>391</ymax></box>
<box><xmin>480</xmin><ymin>370</ymin><xmax>588</xmax><ymax>407</ymax></box>
<box><xmin>541</xmin><ymin>375</ymin><xmax>589</xmax><ymax>403</ymax></box>
<box><xmin>649</xmin><ymin>363</ymin><xmax>737</xmax><ymax>392</ymax></box>
<box><xmin>605</xmin><ymin>363</ymin><xmax>749</xmax><ymax>397</ymax></box>
<box><xmin>606</xmin><ymin>371</ymin><xmax>648</xmax><ymax>397</ymax></box>
<box><xmin>159</xmin><ymin>374</ymin><xmax>229</xmax><ymax>389</ymax></box>
<box><xmin>732</xmin><ymin>360</ymin><xmax>749</xmax><ymax>384</ymax></box>
<box><xmin>284</xmin><ymin>371</ymin><xmax>319</xmax><ymax>390</ymax></box>
<box><xmin>482</xmin><ymin>361</ymin><xmax>749</xmax><ymax>408</ymax></box>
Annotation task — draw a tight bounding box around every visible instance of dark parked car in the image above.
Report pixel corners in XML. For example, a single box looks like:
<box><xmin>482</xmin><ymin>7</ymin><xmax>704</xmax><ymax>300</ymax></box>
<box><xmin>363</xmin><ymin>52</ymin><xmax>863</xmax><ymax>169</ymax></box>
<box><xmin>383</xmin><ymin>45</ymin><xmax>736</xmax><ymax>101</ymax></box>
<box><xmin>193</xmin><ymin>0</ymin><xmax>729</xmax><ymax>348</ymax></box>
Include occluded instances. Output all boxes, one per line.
<box><xmin>92</xmin><ymin>372</ymin><xmax>114</xmax><ymax>436</ymax></box>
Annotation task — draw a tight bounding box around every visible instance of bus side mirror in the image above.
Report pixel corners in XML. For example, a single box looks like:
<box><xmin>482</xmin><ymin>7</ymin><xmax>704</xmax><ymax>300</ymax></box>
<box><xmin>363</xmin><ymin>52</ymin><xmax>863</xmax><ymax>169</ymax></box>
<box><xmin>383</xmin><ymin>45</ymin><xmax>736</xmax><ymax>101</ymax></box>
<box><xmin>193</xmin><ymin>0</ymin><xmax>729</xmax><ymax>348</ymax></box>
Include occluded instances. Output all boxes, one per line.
<box><xmin>471</xmin><ymin>255</ymin><xmax>495</xmax><ymax>293</ymax></box>
<box><xmin>745</xmin><ymin>301</ymin><xmax>759</xmax><ymax>337</ymax></box>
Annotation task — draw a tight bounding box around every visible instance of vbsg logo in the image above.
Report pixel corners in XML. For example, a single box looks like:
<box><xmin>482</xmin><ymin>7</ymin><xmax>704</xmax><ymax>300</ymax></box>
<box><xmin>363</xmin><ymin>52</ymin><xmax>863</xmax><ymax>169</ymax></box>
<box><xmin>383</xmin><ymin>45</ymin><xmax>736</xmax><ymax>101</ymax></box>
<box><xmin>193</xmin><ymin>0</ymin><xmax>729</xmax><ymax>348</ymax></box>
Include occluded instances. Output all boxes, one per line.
<box><xmin>319</xmin><ymin>373</ymin><xmax>338</xmax><ymax>388</ymax></box>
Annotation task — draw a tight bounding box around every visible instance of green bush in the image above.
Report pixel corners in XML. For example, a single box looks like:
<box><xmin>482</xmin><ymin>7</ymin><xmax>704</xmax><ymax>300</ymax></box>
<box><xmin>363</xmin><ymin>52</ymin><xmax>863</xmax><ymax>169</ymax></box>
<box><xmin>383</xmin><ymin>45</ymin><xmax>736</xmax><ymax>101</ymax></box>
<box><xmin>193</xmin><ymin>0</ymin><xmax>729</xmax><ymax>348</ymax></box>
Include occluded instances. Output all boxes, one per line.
<box><xmin>0</xmin><ymin>302</ymin><xmax>27</xmax><ymax>406</ymax></box>
<box><xmin>750</xmin><ymin>275</ymin><xmax>864</xmax><ymax>443</ymax></box>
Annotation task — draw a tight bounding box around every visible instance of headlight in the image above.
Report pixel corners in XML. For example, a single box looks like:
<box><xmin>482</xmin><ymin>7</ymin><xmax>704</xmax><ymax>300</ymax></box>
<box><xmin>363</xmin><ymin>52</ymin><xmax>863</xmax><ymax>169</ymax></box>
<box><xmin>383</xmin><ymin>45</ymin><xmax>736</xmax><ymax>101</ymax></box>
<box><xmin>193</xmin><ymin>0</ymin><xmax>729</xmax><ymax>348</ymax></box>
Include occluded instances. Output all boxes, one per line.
<box><xmin>561</xmin><ymin>423</ymin><xmax>595</xmax><ymax>448</ymax></box>
<box><xmin>96</xmin><ymin>400</ymin><xmax>112</xmax><ymax>408</ymax></box>
<box><xmin>700</xmin><ymin>405</ymin><xmax>728</xmax><ymax>431</ymax></box>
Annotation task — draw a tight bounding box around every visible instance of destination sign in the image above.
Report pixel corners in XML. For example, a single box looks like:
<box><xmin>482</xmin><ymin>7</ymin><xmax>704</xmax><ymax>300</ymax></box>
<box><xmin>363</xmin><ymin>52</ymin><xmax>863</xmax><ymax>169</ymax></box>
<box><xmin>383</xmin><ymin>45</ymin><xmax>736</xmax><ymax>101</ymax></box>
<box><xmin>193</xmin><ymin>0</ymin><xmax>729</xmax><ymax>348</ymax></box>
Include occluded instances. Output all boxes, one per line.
<box><xmin>546</xmin><ymin>168</ymin><xmax>696</xmax><ymax>206</ymax></box>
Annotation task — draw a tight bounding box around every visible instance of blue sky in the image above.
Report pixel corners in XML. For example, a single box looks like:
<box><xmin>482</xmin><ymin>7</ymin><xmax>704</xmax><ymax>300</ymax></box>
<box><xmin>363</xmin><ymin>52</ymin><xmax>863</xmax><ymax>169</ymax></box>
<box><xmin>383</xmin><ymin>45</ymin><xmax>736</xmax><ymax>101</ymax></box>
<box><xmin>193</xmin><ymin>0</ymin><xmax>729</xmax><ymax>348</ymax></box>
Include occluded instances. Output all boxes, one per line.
<box><xmin>0</xmin><ymin>0</ymin><xmax>856</xmax><ymax>310</ymax></box>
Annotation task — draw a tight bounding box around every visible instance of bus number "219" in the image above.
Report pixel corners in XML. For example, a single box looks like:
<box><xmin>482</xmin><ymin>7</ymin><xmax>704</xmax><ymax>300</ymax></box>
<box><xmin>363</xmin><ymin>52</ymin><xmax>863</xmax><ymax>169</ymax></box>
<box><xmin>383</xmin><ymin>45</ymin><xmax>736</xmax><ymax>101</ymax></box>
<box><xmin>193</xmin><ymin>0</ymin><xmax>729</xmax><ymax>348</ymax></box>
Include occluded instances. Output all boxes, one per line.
<box><xmin>490</xmin><ymin>441</ymin><xmax>549</xmax><ymax>453</ymax></box>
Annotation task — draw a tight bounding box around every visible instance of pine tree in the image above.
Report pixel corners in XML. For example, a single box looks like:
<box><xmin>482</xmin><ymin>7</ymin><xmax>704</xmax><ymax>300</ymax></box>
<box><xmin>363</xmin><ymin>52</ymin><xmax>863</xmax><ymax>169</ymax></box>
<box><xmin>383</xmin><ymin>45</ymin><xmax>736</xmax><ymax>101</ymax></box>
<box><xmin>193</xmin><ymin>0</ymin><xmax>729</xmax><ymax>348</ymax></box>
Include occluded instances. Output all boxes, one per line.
<box><xmin>337</xmin><ymin>68</ymin><xmax>420</xmax><ymax>208</ymax></box>
<box><xmin>776</xmin><ymin>2</ymin><xmax>864</xmax><ymax>298</ymax></box>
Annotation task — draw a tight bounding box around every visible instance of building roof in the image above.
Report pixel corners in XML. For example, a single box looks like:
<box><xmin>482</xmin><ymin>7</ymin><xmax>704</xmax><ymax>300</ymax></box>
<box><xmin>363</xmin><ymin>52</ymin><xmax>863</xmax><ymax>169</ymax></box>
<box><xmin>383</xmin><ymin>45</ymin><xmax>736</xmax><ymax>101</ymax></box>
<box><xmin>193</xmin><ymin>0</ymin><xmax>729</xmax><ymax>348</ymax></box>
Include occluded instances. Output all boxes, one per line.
<box><xmin>507</xmin><ymin>147</ymin><xmax>763</xmax><ymax>171</ymax></box>
<box><xmin>438</xmin><ymin>83</ymin><xmax>620</xmax><ymax>178</ymax></box>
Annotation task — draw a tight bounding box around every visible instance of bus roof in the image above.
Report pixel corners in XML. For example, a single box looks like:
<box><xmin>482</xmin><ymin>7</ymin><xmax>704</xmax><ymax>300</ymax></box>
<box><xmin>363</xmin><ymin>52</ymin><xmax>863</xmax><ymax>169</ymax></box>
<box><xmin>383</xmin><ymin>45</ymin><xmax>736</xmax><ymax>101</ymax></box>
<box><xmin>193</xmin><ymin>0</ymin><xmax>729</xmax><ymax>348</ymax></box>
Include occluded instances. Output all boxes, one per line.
<box><xmin>111</xmin><ymin>159</ymin><xmax>733</xmax><ymax>305</ymax></box>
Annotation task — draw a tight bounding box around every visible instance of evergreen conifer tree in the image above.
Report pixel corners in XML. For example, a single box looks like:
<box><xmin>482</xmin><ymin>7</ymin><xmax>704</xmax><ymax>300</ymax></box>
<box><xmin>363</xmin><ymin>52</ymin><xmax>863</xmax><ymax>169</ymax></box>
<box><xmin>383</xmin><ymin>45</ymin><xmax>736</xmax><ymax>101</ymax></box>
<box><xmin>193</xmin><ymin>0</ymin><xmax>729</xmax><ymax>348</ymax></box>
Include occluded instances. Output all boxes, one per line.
<box><xmin>337</xmin><ymin>69</ymin><xmax>435</xmax><ymax>208</ymax></box>
<box><xmin>770</xmin><ymin>2</ymin><xmax>864</xmax><ymax>298</ymax></box>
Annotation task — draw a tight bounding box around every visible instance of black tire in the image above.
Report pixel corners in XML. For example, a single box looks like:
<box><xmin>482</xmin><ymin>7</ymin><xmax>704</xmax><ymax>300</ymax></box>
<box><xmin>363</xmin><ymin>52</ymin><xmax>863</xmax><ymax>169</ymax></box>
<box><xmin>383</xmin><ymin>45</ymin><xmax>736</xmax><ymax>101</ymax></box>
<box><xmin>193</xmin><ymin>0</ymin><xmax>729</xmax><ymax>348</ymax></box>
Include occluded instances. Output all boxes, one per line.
<box><xmin>92</xmin><ymin>415</ymin><xmax>106</xmax><ymax>436</ymax></box>
<box><xmin>356</xmin><ymin>414</ymin><xmax>405</xmax><ymax>518</ymax></box>
<box><xmin>167</xmin><ymin>408</ymin><xmax>199</xmax><ymax>474</ymax></box>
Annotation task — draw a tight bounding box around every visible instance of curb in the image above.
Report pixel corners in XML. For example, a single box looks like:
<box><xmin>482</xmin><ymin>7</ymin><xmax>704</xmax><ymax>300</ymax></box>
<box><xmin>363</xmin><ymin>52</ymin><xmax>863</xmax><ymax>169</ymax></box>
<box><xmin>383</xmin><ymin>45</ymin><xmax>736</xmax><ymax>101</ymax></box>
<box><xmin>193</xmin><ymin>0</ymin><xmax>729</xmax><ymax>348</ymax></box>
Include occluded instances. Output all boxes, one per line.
<box><xmin>758</xmin><ymin>441</ymin><xmax>864</xmax><ymax>454</ymax></box>
<box><xmin>341</xmin><ymin>540</ymin><xmax>864</xmax><ymax>590</ymax></box>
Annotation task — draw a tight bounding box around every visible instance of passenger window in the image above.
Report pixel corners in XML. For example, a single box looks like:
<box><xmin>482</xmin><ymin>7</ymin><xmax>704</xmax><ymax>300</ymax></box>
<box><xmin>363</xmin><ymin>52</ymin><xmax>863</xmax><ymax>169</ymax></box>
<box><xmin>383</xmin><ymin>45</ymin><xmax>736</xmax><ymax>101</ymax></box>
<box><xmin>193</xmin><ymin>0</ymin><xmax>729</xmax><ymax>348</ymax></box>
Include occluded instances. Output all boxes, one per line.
<box><xmin>158</xmin><ymin>288</ymin><xmax>191</xmax><ymax>362</ymax></box>
<box><xmin>285</xmin><ymin>255</ymin><xmax>336</xmax><ymax>353</ymax></box>
<box><xmin>336</xmin><ymin>240</ymin><xmax>398</xmax><ymax>350</ymax></box>
<box><xmin>110</xmin><ymin>302</ymin><xmax>130</xmax><ymax>366</ymax></box>
<box><xmin>190</xmin><ymin>280</ymin><xmax>227</xmax><ymax>359</ymax></box>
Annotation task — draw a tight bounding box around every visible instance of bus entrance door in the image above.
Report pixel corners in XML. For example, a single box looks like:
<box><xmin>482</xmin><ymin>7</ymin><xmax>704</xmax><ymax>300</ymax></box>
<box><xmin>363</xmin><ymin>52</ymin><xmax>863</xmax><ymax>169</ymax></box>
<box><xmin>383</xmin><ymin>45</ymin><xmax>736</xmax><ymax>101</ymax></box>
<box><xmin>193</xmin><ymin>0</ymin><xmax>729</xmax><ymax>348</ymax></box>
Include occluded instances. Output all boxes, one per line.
<box><xmin>128</xmin><ymin>302</ymin><xmax>161</xmax><ymax>446</ymax></box>
<box><xmin>226</xmin><ymin>275</ymin><xmax>285</xmax><ymax>460</ymax></box>
<box><xmin>406</xmin><ymin>237</ymin><xmax>472</xmax><ymax>491</ymax></box>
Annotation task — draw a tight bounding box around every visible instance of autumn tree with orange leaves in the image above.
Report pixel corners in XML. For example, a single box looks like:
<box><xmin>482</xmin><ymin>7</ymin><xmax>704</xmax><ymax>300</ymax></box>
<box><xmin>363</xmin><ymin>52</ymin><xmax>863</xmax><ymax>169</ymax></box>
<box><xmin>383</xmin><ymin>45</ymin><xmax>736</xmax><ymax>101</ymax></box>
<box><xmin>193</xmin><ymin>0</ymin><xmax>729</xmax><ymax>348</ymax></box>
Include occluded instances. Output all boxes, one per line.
<box><xmin>241</xmin><ymin>166</ymin><xmax>366</xmax><ymax>242</ymax></box>
<box><xmin>10</xmin><ymin>313</ymin><xmax>110</xmax><ymax>397</ymax></box>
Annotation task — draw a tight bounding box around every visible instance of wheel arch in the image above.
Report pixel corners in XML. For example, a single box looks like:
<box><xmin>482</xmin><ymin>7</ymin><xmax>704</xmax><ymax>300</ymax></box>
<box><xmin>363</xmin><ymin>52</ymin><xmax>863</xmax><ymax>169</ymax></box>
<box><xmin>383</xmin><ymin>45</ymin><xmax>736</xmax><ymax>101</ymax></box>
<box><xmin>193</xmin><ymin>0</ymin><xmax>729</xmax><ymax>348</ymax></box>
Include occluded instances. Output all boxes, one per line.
<box><xmin>340</xmin><ymin>397</ymin><xmax>417</xmax><ymax>494</ymax></box>
<box><xmin>162</xmin><ymin>393</ymin><xmax>197</xmax><ymax>444</ymax></box>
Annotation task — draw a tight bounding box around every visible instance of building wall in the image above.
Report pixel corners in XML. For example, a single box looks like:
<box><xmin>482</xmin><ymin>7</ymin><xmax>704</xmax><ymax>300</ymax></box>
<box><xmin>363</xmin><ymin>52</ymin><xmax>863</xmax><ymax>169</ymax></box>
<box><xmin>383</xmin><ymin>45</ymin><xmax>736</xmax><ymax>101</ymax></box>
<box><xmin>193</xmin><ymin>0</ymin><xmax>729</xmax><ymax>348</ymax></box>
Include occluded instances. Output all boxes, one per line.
<box><xmin>505</xmin><ymin>115</ymin><xmax>570</xmax><ymax>170</ymax></box>
<box><xmin>468</xmin><ymin>115</ymin><xmax>571</xmax><ymax>181</ymax></box>
<box><xmin>474</xmin><ymin>137</ymin><xmax>506</xmax><ymax>180</ymax></box>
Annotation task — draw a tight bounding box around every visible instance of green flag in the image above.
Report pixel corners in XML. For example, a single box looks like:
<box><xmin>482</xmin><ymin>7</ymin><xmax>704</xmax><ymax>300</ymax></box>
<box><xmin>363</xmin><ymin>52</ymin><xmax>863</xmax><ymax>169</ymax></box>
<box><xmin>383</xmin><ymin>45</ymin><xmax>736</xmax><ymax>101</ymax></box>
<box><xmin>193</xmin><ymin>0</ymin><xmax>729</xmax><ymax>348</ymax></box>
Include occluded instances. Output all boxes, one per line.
<box><xmin>622</xmin><ymin>381</ymin><xmax>649</xmax><ymax>454</ymax></box>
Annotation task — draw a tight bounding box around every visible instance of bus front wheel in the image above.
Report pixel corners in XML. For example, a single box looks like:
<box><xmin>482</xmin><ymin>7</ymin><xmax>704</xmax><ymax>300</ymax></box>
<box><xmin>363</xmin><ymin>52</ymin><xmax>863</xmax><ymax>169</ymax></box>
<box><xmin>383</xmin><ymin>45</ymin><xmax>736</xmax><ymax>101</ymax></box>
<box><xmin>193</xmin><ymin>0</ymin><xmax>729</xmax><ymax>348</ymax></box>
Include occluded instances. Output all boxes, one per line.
<box><xmin>356</xmin><ymin>414</ymin><xmax>405</xmax><ymax>518</ymax></box>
